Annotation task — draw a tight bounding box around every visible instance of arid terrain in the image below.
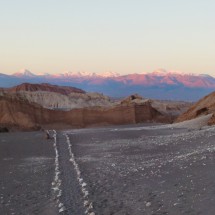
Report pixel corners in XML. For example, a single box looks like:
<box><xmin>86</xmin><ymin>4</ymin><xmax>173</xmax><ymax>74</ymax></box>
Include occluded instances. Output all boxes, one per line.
<box><xmin>1</xmin><ymin>83</ymin><xmax>215</xmax><ymax>214</ymax></box>
<box><xmin>176</xmin><ymin>91</ymin><xmax>215</xmax><ymax>125</ymax></box>
<box><xmin>0</xmin><ymin>83</ymin><xmax>191</xmax><ymax>131</ymax></box>
<box><xmin>2</xmin><ymin>1</ymin><xmax>215</xmax><ymax>214</ymax></box>
<box><xmin>0</xmin><ymin>131</ymin><xmax>57</xmax><ymax>215</ymax></box>
<box><xmin>1</xmin><ymin>117</ymin><xmax>215</xmax><ymax>214</ymax></box>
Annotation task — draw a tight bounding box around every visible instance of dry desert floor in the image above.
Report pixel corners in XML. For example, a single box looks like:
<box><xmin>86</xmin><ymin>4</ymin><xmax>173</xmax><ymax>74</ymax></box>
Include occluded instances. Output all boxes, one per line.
<box><xmin>1</xmin><ymin>119</ymin><xmax>215</xmax><ymax>214</ymax></box>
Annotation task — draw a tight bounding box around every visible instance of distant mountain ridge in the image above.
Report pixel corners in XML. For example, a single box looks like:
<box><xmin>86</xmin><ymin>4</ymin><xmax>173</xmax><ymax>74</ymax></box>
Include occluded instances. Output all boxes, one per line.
<box><xmin>6</xmin><ymin>83</ymin><xmax>85</xmax><ymax>95</ymax></box>
<box><xmin>1</xmin><ymin>69</ymin><xmax>215</xmax><ymax>101</ymax></box>
<box><xmin>12</xmin><ymin>69</ymin><xmax>121</xmax><ymax>78</ymax></box>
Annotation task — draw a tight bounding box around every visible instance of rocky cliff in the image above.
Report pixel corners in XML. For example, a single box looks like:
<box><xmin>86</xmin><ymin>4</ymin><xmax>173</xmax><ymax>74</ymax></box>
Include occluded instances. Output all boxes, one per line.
<box><xmin>10</xmin><ymin>91</ymin><xmax>113</xmax><ymax>110</ymax></box>
<box><xmin>0</xmin><ymin>83</ymin><xmax>192</xmax><ymax>131</ymax></box>
<box><xmin>0</xmin><ymin>93</ymin><xmax>171</xmax><ymax>131</ymax></box>
<box><xmin>120</xmin><ymin>94</ymin><xmax>191</xmax><ymax>119</ymax></box>
<box><xmin>1</xmin><ymin>83</ymin><xmax>191</xmax><ymax>114</ymax></box>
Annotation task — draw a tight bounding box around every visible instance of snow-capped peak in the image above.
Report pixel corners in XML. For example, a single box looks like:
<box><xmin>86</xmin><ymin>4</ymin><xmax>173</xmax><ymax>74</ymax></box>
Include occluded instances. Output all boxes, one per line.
<box><xmin>151</xmin><ymin>69</ymin><xmax>168</xmax><ymax>76</ymax></box>
<box><xmin>151</xmin><ymin>69</ymin><xmax>189</xmax><ymax>76</ymax></box>
<box><xmin>99</xmin><ymin>71</ymin><xmax>120</xmax><ymax>77</ymax></box>
<box><xmin>52</xmin><ymin>71</ymin><xmax>120</xmax><ymax>78</ymax></box>
<box><xmin>57</xmin><ymin>71</ymin><xmax>97</xmax><ymax>77</ymax></box>
<box><xmin>13</xmin><ymin>69</ymin><xmax>36</xmax><ymax>77</ymax></box>
<box><xmin>199</xmin><ymin>74</ymin><xmax>213</xmax><ymax>78</ymax></box>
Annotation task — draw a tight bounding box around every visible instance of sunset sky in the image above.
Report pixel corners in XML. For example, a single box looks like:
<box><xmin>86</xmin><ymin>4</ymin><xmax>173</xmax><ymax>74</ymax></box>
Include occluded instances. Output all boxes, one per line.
<box><xmin>1</xmin><ymin>0</ymin><xmax>215</xmax><ymax>75</ymax></box>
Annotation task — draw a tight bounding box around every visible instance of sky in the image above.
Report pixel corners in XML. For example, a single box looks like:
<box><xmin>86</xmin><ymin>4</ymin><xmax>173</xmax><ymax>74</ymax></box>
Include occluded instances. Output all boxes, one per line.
<box><xmin>1</xmin><ymin>0</ymin><xmax>215</xmax><ymax>75</ymax></box>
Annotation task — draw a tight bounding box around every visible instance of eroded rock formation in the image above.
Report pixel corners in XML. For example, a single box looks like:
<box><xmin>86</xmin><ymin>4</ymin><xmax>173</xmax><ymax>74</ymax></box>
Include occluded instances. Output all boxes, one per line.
<box><xmin>0</xmin><ymin>83</ymin><xmax>192</xmax><ymax>130</ymax></box>
<box><xmin>176</xmin><ymin>91</ymin><xmax>215</xmax><ymax>124</ymax></box>
<box><xmin>1</xmin><ymin>83</ymin><xmax>114</xmax><ymax>110</ymax></box>
<box><xmin>0</xmin><ymin>93</ymin><xmax>171</xmax><ymax>131</ymax></box>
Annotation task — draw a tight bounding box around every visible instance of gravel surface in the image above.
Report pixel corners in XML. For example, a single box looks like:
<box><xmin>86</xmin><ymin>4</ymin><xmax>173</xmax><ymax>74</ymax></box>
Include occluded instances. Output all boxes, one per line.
<box><xmin>65</xmin><ymin>124</ymin><xmax>215</xmax><ymax>215</ymax></box>
<box><xmin>1</xmin><ymin>121</ymin><xmax>215</xmax><ymax>215</ymax></box>
<box><xmin>0</xmin><ymin>131</ymin><xmax>57</xmax><ymax>215</ymax></box>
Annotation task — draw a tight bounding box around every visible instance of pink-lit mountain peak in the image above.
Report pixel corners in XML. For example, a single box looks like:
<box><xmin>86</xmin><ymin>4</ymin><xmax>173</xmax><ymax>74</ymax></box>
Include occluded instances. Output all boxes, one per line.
<box><xmin>11</xmin><ymin>68</ymin><xmax>211</xmax><ymax>79</ymax></box>
<box><xmin>150</xmin><ymin>69</ymin><xmax>190</xmax><ymax>77</ymax></box>
<box><xmin>2</xmin><ymin>68</ymin><xmax>215</xmax><ymax>101</ymax></box>
<box><xmin>151</xmin><ymin>69</ymin><xmax>169</xmax><ymax>76</ymax></box>
<box><xmin>34</xmin><ymin>71</ymin><xmax>121</xmax><ymax>80</ymax></box>
<box><xmin>58</xmin><ymin>71</ymin><xmax>120</xmax><ymax>78</ymax></box>
<box><xmin>9</xmin><ymin>68</ymin><xmax>215</xmax><ymax>88</ymax></box>
<box><xmin>13</xmin><ymin>69</ymin><xmax>36</xmax><ymax>77</ymax></box>
<box><xmin>99</xmin><ymin>71</ymin><xmax>120</xmax><ymax>77</ymax></box>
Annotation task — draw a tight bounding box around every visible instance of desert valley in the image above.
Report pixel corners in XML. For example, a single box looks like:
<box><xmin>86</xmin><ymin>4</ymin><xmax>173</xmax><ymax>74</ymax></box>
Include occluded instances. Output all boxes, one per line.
<box><xmin>1</xmin><ymin>77</ymin><xmax>215</xmax><ymax>214</ymax></box>
<box><xmin>0</xmin><ymin>81</ymin><xmax>191</xmax><ymax>131</ymax></box>
<box><xmin>2</xmin><ymin>1</ymin><xmax>215</xmax><ymax>214</ymax></box>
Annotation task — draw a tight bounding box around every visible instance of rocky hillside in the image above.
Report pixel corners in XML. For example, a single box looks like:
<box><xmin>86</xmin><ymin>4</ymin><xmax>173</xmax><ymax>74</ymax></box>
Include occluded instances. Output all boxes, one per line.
<box><xmin>0</xmin><ymin>83</ymin><xmax>192</xmax><ymax>131</ymax></box>
<box><xmin>0</xmin><ymin>93</ymin><xmax>171</xmax><ymax>131</ymax></box>
<box><xmin>120</xmin><ymin>94</ymin><xmax>191</xmax><ymax>119</ymax></box>
<box><xmin>150</xmin><ymin>99</ymin><xmax>191</xmax><ymax>118</ymax></box>
<box><xmin>1</xmin><ymin>83</ymin><xmax>114</xmax><ymax>110</ymax></box>
<box><xmin>176</xmin><ymin>91</ymin><xmax>215</xmax><ymax>124</ymax></box>
<box><xmin>10</xmin><ymin>91</ymin><xmax>113</xmax><ymax>110</ymax></box>
<box><xmin>6</xmin><ymin>83</ymin><xmax>85</xmax><ymax>95</ymax></box>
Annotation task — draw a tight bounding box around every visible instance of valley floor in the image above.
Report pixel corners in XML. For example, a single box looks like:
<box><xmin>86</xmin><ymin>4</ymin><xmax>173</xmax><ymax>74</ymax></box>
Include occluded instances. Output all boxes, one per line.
<box><xmin>1</xmin><ymin>122</ymin><xmax>215</xmax><ymax>214</ymax></box>
<box><xmin>0</xmin><ymin>131</ymin><xmax>57</xmax><ymax>215</ymax></box>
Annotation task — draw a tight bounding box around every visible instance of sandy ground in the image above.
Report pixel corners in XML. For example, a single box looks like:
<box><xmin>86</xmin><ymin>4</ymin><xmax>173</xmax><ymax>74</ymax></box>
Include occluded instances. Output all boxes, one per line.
<box><xmin>65</xmin><ymin>123</ymin><xmax>215</xmax><ymax>215</ymax></box>
<box><xmin>0</xmin><ymin>131</ymin><xmax>57</xmax><ymax>215</ymax></box>
<box><xmin>1</xmin><ymin>118</ymin><xmax>215</xmax><ymax>215</ymax></box>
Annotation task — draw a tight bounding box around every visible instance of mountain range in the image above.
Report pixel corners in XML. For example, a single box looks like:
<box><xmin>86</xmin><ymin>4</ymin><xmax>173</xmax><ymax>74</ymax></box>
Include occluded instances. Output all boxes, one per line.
<box><xmin>1</xmin><ymin>69</ymin><xmax>215</xmax><ymax>101</ymax></box>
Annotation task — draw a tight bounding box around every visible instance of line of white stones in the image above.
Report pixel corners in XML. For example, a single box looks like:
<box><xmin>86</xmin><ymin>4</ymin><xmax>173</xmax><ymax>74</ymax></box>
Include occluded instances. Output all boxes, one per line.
<box><xmin>51</xmin><ymin>130</ymin><xmax>65</xmax><ymax>213</ymax></box>
<box><xmin>65</xmin><ymin>134</ymin><xmax>95</xmax><ymax>215</ymax></box>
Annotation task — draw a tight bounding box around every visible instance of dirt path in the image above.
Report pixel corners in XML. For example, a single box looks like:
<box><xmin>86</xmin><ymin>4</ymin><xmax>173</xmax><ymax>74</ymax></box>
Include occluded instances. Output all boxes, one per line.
<box><xmin>52</xmin><ymin>131</ymin><xmax>94</xmax><ymax>215</ymax></box>
<box><xmin>1</xmin><ymin>124</ymin><xmax>215</xmax><ymax>214</ymax></box>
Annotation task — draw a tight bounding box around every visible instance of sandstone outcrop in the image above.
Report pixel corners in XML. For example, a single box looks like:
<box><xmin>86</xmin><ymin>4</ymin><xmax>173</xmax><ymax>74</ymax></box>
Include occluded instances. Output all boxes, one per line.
<box><xmin>120</xmin><ymin>94</ymin><xmax>146</xmax><ymax>105</ymax></box>
<box><xmin>2</xmin><ymin>83</ymin><xmax>114</xmax><ymax>110</ymax></box>
<box><xmin>1</xmin><ymin>83</ymin><xmax>190</xmax><ymax>116</ymax></box>
<box><xmin>0</xmin><ymin>83</ymin><xmax>191</xmax><ymax>131</ymax></box>
<box><xmin>176</xmin><ymin>91</ymin><xmax>215</xmax><ymax>124</ymax></box>
<box><xmin>0</xmin><ymin>93</ymin><xmax>171</xmax><ymax>131</ymax></box>
<box><xmin>150</xmin><ymin>100</ymin><xmax>191</xmax><ymax>118</ymax></box>
<box><xmin>9</xmin><ymin>91</ymin><xmax>113</xmax><ymax>110</ymax></box>
<box><xmin>120</xmin><ymin>94</ymin><xmax>191</xmax><ymax>120</ymax></box>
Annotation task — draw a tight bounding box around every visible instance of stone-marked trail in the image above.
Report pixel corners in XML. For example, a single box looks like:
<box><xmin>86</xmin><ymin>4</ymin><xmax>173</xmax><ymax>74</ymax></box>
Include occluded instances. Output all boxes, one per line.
<box><xmin>1</xmin><ymin>123</ymin><xmax>215</xmax><ymax>214</ymax></box>
<box><xmin>52</xmin><ymin>130</ymin><xmax>95</xmax><ymax>215</ymax></box>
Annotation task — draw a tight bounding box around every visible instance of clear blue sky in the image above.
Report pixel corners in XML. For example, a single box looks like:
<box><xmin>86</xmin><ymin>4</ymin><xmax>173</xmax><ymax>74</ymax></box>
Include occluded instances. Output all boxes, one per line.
<box><xmin>1</xmin><ymin>0</ymin><xmax>215</xmax><ymax>75</ymax></box>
